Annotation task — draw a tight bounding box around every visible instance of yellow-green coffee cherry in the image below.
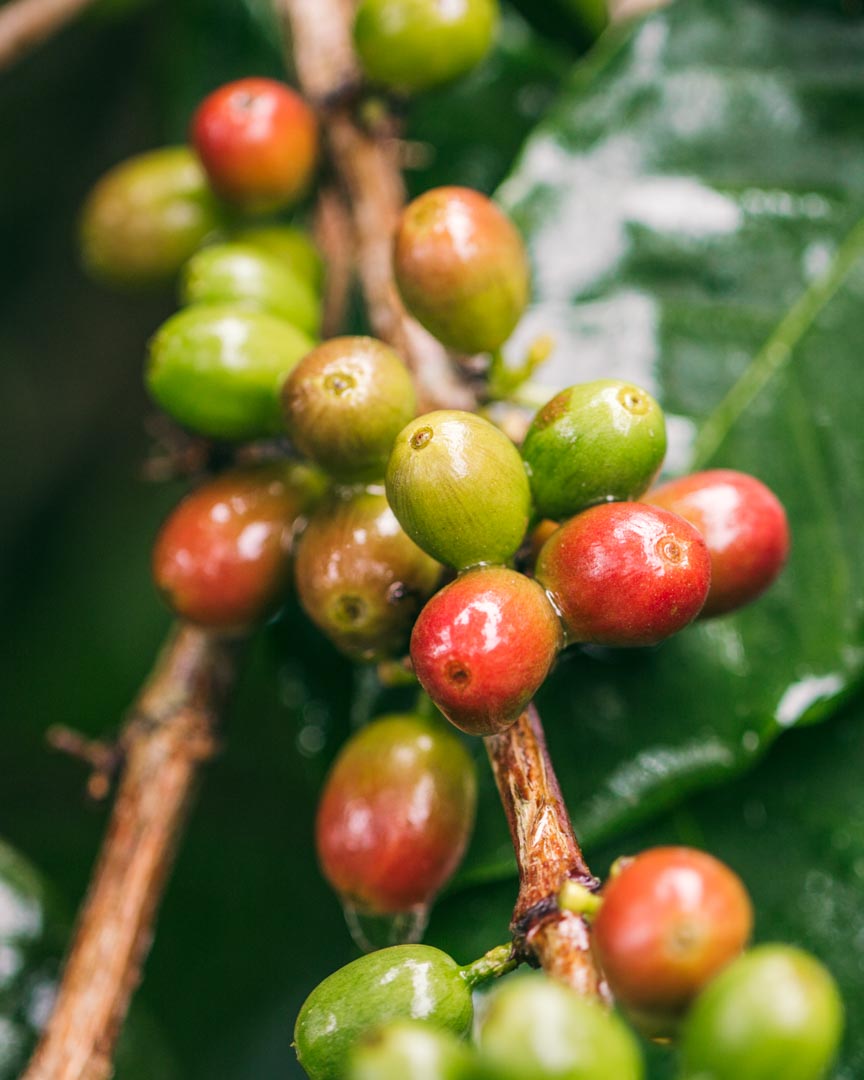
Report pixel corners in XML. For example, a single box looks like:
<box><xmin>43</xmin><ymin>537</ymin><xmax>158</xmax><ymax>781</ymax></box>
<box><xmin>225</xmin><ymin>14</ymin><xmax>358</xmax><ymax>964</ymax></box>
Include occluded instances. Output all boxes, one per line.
<box><xmin>283</xmin><ymin>337</ymin><xmax>416</xmax><ymax>482</ymax></box>
<box><xmin>80</xmin><ymin>147</ymin><xmax>221</xmax><ymax>288</ymax></box>
<box><xmin>353</xmin><ymin>0</ymin><xmax>499</xmax><ymax>94</ymax></box>
<box><xmin>179</xmin><ymin>243</ymin><xmax>320</xmax><ymax>335</ymax></box>
<box><xmin>294</xmin><ymin>945</ymin><xmax>474</xmax><ymax>1080</ymax></box>
<box><xmin>146</xmin><ymin>305</ymin><xmax>313</xmax><ymax>440</ymax></box>
<box><xmin>233</xmin><ymin>224</ymin><xmax>324</xmax><ymax>292</ymax></box>
<box><xmin>521</xmin><ymin>379</ymin><xmax>667</xmax><ymax>520</ymax></box>
<box><xmin>386</xmin><ymin>411</ymin><xmax>531</xmax><ymax>569</ymax></box>
<box><xmin>346</xmin><ymin>1020</ymin><xmax>478</xmax><ymax>1080</ymax></box>
<box><xmin>477</xmin><ymin>973</ymin><xmax>644</xmax><ymax>1080</ymax></box>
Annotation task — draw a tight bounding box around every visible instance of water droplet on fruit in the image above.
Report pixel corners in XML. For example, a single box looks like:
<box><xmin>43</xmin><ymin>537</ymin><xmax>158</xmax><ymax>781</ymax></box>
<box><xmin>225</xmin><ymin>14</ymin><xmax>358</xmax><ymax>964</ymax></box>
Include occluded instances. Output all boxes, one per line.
<box><xmin>341</xmin><ymin>900</ymin><xmax>429</xmax><ymax>953</ymax></box>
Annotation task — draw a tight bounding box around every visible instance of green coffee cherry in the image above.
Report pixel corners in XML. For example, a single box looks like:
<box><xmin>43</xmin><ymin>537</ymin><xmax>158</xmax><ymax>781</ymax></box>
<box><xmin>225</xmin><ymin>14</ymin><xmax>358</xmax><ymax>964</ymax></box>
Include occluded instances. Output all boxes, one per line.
<box><xmin>353</xmin><ymin>0</ymin><xmax>499</xmax><ymax>93</ymax></box>
<box><xmin>232</xmin><ymin>224</ymin><xmax>324</xmax><ymax>292</ymax></box>
<box><xmin>386</xmin><ymin>410</ymin><xmax>531</xmax><ymax>569</ymax></box>
<box><xmin>283</xmin><ymin>337</ymin><xmax>416</xmax><ymax>482</ymax></box>
<box><xmin>80</xmin><ymin>147</ymin><xmax>221</xmax><ymax>288</ymax></box>
<box><xmin>179</xmin><ymin>243</ymin><xmax>320</xmax><ymax>335</ymax></box>
<box><xmin>477</xmin><ymin>973</ymin><xmax>643</xmax><ymax>1080</ymax></box>
<box><xmin>679</xmin><ymin>945</ymin><xmax>844</xmax><ymax>1080</ymax></box>
<box><xmin>522</xmin><ymin>380</ymin><xmax>667</xmax><ymax>520</ymax></box>
<box><xmin>346</xmin><ymin>1020</ymin><xmax>477</xmax><ymax>1080</ymax></box>
<box><xmin>294</xmin><ymin>945</ymin><xmax>474</xmax><ymax>1080</ymax></box>
<box><xmin>146</xmin><ymin>305</ymin><xmax>313</xmax><ymax>440</ymax></box>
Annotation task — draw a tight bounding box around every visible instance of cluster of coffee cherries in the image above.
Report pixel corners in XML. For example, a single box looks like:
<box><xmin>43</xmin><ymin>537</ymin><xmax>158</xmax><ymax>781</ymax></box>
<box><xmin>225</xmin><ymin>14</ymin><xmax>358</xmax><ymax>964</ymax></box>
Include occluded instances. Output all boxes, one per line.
<box><xmin>294</xmin><ymin>846</ymin><xmax>844</xmax><ymax>1079</ymax></box>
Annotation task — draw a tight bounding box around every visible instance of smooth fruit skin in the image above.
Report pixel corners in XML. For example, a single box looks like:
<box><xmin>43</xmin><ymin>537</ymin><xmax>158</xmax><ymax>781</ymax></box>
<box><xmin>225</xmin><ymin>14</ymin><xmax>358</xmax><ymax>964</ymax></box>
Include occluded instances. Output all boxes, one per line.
<box><xmin>646</xmin><ymin>469</ymin><xmax>790</xmax><ymax>617</ymax></box>
<box><xmin>233</xmin><ymin>223</ymin><xmax>324</xmax><ymax>291</ymax></box>
<box><xmin>591</xmin><ymin>847</ymin><xmax>753</xmax><ymax>1033</ymax></box>
<box><xmin>191</xmin><ymin>77</ymin><xmax>318</xmax><ymax>212</ymax></box>
<box><xmin>347</xmin><ymin>1020</ymin><xmax>478</xmax><ymax>1080</ymax></box>
<box><xmin>179</xmin><ymin>242</ymin><xmax>320</xmax><ymax>335</ymax></box>
<box><xmin>411</xmin><ymin>568</ymin><xmax>561</xmax><ymax>736</ymax></box>
<box><xmin>152</xmin><ymin>463</ymin><xmax>322</xmax><ymax>630</ymax></box>
<box><xmin>386</xmin><ymin>411</ymin><xmax>531</xmax><ymax>569</ymax></box>
<box><xmin>80</xmin><ymin>147</ymin><xmax>221</xmax><ymax>287</ymax></box>
<box><xmin>680</xmin><ymin>945</ymin><xmax>844</xmax><ymax>1080</ymax></box>
<box><xmin>536</xmin><ymin>503</ymin><xmax>711</xmax><ymax>646</ymax></box>
<box><xmin>353</xmin><ymin>0</ymin><xmax>498</xmax><ymax>93</ymax></box>
<box><xmin>295</xmin><ymin>489</ymin><xmax>442</xmax><ymax>661</ymax></box>
<box><xmin>522</xmin><ymin>380</ymin><xmax>667</xmax><ymax>520</ymax></box>
<box><xmin>316</xmin><ymin>714</ymin><xmax>476</xmax><ymax>913</ymax></box>
<box><xmin>477</xmin><ymin>973</ymin><xmax>643</xmax><ymax>1080</ymax></box>
<box><xmin>283</xmin><ymin>337</ymin><xmax>416</xmax><ymax>482</ymax></box>
<box><xmin>294</xmin><ymin>945</ymin><xmax>474</xmax><ymax>1080</ymax></box>
<box><xmin>394</xmin><ymin>187</ymin><xmax>529</xmax><ymax>354</ymax></box>
<box><xmin>146</xmin><ymin>304</ymin><xmax>314</xmax><ymax>440</ymax></box>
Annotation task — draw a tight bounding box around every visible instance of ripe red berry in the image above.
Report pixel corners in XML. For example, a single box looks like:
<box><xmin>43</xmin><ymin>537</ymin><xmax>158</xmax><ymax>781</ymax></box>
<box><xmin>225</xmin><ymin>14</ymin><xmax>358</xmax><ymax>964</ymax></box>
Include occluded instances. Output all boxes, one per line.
<box><xmin>316</xmin><ymin>714</ymin><xmax>476</xmax><ymax>915</ymax></box>
<box><xmin>152</xmin><ymin>463</ymin><xmax>322</xmax><ymax>631</ymax></box>
<box><xmin>410</xmin><ymin>567</ymin><xmax>562</xmax><ymax>736</ymax></box>
<box><xmin>646</xmin><ymin>469</ymin><xmax>790</xmax><ymax>617</ymax></box>
<box><xmin>535</xmin><ymin>503</ymin><xmax>711</xmax><ymax>647</ymax></box>
<box><xmin>191</xmin><ymin>78</ymin><xmax>318</xmax><ymax>212</ymax></box>
<box><xmin>592</xmin><ymin>847</ymin><xmax>753</xmax><ymax>1034</ymax></box>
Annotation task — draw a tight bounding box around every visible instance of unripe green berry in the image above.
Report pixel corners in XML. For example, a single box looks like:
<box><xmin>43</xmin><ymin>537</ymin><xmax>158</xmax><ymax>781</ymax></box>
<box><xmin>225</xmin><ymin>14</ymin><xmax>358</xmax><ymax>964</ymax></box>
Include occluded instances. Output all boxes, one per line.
<box><xmin>179</xmin><ymin>242</ymin><xmax>320</xmax><ymax>335</ymax></box>
<box><xmin>680</xmin><ymin>945</ymin><xmax>843</xmax><ymax>1080</ymax></box>
<box><xmin>294</xmin><ymin>945</ymin><xmax>474</xmax><ymax>1080</ymax></box>
<box><xmin>394</xmin><ymin>186</ymin><xmax>529</xmax><ymax>354</ymax></box>
<box><xmin>80</xmin><ymin>147</ymin><xmax>221</xmax><ymax>288</ymax></box>
<box><xmin>522</xmin><ymin>379</ymin><xmax>667</xmax><ymax>520</ymax></box>
<box><xmin>386</xmin><ymin>411</ymin><xmax>531</xmax><ymax>569</ymax></box>
<box><xmin>353</xmin><ymin>0</ymin><xmax>499</xmax><ymax>94</ymax></box>
<box><xmin>295</xmin><ymin>489</ymin><xmax>442</xmax><ymax>661</ymax></box>
<box><xmin>477</xmin><ymin>973</ymin><xmax>644</xmax><ymax>1080</ymax></box>
<box><xmin>346</xmin><ymin>1020</ymin><xmax>478</xmax><ymax>1080</ymax></box>
<box><xmin>146</xmin><ymin>304</ymin><xmax>314</xmax><ymax>440</ymax></box>
<box><xmin>233</xmin><ymin>223</ymin><xmax>324</xmax><ymax>291</ymax></box>
<box><xmin>283</xmin><ymin>337</ymin><xmax>416</xmax><ymax>482</ymax></box>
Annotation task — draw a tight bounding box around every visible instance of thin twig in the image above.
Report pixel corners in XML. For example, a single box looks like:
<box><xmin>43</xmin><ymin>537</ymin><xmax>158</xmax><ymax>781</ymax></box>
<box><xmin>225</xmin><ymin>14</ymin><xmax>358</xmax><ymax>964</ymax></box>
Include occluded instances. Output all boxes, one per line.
<box><xmin>0</xmin><ymin>0</ymin><xmax>96</xmax><ymax>70</ymax></box>
<box><xmin>24</xmin><ymin>624</ymin><xmax>239</xmax><ymax>1080</ymax></box>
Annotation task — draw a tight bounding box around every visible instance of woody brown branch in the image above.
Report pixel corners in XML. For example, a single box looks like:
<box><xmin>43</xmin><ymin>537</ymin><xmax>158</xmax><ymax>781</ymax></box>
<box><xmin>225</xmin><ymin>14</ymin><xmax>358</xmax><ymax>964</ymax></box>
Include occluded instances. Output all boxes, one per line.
<box><xmin>0</xmin><ymin>0</ymin><xmax>96</xmax><ymax>69</ymax></box>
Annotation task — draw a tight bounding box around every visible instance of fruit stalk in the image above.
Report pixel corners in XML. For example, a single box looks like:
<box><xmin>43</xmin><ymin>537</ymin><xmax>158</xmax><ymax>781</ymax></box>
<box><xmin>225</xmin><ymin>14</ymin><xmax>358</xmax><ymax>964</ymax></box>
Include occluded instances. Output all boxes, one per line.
<box><xmin>485</xmin><ymin>705</ymin><xmax>606</xmax><ymax>998</ymax></box>
<box><xmin>23</xmin><ymin>623</ymin><xmax>238</xmax><ymax>1080</ymax></box>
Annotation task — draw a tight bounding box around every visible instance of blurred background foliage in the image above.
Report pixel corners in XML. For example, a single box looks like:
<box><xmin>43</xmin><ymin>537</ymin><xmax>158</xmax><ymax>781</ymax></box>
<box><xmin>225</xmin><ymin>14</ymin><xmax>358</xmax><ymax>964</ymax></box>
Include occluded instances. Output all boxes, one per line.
<box><xmin>1</xmin><ymin>0</ymin><xmax>863</xmax><ymax>1076</ymax></box>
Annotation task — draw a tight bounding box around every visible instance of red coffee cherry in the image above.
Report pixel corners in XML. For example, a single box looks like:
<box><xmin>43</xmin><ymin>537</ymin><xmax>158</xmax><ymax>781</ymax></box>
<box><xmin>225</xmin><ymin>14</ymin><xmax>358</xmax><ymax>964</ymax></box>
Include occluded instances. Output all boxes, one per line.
<box><xmin>646</xmin><ymin>469</ymin><xmax>790</xmax><ymax>617</ymax></box>
<box><xmin>152</xmin><ymin>463</ymin><xmax>322</xmax><ymax>631</ymax></box>
<box><xmin>191</xmin><ymin>77</ymin><xmax>318</xmax><ymax>212</ymax></box>
<box><xmin>316</xmin><ymin>714</ymin><xmax>476</xmax><ymax>915</ymax></box>
<box><xmin>535</xmin><ymin>503</ymin><xmax>711</xmax><ymax>647</ymax></box>
<box><xmin>592</xmin><ymin>846</ymin><xmax>753</xmax><ymax>1034</ymax></box>
<box><xmin>410</xmin><ymin>567</ymin><xmax>562</xmax><ymax>736</ymax></box>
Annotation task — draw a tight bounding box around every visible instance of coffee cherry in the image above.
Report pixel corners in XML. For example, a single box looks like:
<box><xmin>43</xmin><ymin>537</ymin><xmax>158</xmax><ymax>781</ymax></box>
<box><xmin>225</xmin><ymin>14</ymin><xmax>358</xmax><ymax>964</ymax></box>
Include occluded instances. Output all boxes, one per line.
<box><xmin>477</xmin><ymin>973</ymin><xmax>644</xmax><ymax>1080</ymax></box>
<box><xmin>680</xmin><ymin>945</ymin><xmax>843</xmax><ymax>1080</ymax></box>
<box><xmin>591</xmin><ymin>847</ymin><xmax>752</xmax><ymax>1034</ymax></box>
<box><xmin>179</xmin><ymin>242</ymin><xmax>320</xmax><ymax>335</ymax></box>
<box><xmin>283</xmin><ymin>337</ymin><xmax>416</xmax><ymax>482</ymax></box>
<box><xmin>80</xmin><ymin>147</ymin><xmax>221</xmax><ymax>287</ymax></box>
<box><xmin>347</xmin><ymin>1020</ymin><xmax>477</xmax><ymax>1080</ymax></box>
<box><xmin>394</xmin><ymin>187</ymin><xmax>529</xmax><ymax>354</ymax></box>
<box><xmin>233</xmin><ymin>223</ymin><xmax>324</xmax><ymax>291</ymax></box>
<box><xmin>410</xmin><ymin>568</ymin><xmax>561</xmax><ymax>735</ymax></box>
<box><xmin>386</xmin><ymin>411</ymin><xmax>531</xmax><ymax>569</ymax></box>
<box><xmin>191</xmin><ymin>78</ymin><xmax>318</xmax><ymax>213</ymax></box>
<box><xmin>146</xmin><ymin>305</ymin><xmax>314</xmax><ymax>440</ymax></box>
<box><xmin>316</xmin><ymin>714</ymin><xmax>476</xmax><ymax>913</ymax></box>
<box><xmin>152</xmin><ymin>463</ymin><xmax>323</xmax><ymax>630</ymax></box>
<box><xmin>353</xmin><ymin>0</ymin><xmax>498</xmax><ymax>94</ymax></box>
<box><xmin>522</xmin><ymin>380</ymin><xmax>667</xmax><ymax>520</ymax></box>
<box><xmin>295</xmin><ymin>489</ymin><xmax>442</xmax><ymax>661</ymax></box>
<box><xmin>536</xmin><ymin>503</ymin><xmax>711</xmax><ymax>646</ymax></box>
<box><xmin>646</xmin><ymin>469</ymin><xmax>790</xmax><ymax>617</ymax></box>
<box><xmin>294</xmin><ymin>944</ymin><xmax>474</xmax><ymax>1080</ymax></box>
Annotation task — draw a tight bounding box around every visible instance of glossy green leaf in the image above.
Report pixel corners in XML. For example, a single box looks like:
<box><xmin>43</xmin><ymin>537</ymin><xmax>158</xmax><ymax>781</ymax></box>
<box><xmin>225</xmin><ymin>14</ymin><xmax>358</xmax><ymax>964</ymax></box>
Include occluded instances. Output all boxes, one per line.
<box><xmin>458</xmin><ymin>0</ymin><xmax>864</xmax><ymax>883</ymax></box>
